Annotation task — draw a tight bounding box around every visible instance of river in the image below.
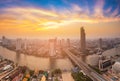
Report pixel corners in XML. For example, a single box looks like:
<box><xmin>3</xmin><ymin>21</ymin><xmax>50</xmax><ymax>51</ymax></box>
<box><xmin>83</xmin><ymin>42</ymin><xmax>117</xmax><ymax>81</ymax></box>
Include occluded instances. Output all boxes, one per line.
<box><xmin>0</xmin><ymin>46</ymin><xmax>74</xmax><ymax>70</ymax></box>
<box><xmin>86</xmin><ymin>46</ymin><xmax>120</xmax><ymax>66</ymax></box>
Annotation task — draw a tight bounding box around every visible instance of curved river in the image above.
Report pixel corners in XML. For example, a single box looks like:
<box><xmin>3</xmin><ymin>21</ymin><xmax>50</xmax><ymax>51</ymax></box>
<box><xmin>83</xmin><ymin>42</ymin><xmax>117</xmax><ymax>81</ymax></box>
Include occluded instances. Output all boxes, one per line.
<box><xmin>0</xmin><ymin>46</ymin><xmax>73</xmax><ymax>70</ymax></box>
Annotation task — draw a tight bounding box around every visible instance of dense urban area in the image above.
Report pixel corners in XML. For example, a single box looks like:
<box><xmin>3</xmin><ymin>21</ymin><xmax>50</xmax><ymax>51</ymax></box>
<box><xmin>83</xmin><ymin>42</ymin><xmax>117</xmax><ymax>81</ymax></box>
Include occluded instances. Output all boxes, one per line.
<box><xmin>0</xmin><ymin>27</ymin><xmax>120</xmax><ymax>81</ymax></box>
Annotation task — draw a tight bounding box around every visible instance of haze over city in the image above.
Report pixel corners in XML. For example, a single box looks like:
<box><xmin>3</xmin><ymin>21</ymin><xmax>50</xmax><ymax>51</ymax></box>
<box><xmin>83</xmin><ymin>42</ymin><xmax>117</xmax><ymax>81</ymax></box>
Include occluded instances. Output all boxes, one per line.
<box><xmin>0</xmin><ymin>0</ymin><xmax>120</xmax><ymax>38</ymax></box>
<box><xmin>0</xmin><ymin>0</ymin><xmax>120</xmax><ymax>81</ymax></box>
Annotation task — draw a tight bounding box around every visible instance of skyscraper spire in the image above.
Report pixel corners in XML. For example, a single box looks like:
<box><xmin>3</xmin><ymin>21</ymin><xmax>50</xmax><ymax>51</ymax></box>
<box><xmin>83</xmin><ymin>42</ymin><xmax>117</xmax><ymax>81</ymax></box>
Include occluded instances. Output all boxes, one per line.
<box><xmin>80</xmin><ymin>27</ymin><xmax>86</xmax><ymax>52</ymax></box>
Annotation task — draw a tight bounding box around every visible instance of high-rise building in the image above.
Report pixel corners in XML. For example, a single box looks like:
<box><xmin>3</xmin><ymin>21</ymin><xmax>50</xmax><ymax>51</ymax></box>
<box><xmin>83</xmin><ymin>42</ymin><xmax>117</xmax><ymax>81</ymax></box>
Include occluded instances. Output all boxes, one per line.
<box><xmin>23</xmin><ymin>39</ymin><xmax>27</xmax><ymax>50</ymax></box>
<box><xmin>2</xmin><ymin>36</ymin><xmax>6</xmax><ymax>46</ymax></box>
<box><xmin>99</xmin><ymin>38</ymin><xmax>102</xmax><ymax>49</ymax></box>
<box><xmin>61</xmin><ymin>39</ymin><xmax>65</xmax><ymax>47</ymax></box>
<box><xmin>2</xmin><ymin>36</ymin><xmax>11</xmax><ymax>46</ymax></box>
<box><xmin>16</xmin><ymin>38</ymin><xmax>22</xmax><ymax>51</ymax></box>
<box><xmin>49</xmin><ymin>39</ymin><xmax>56</xmax><ymax>57</ymax></box>
<box><xmin>80</xmin><ymin>27</ymin><xmax>86</xmax><ymax>52</ymax></box>
<box><xmin>67</xmin><ymin>38</ymin><xmax>70</xmax><ymax>47</ymax></box>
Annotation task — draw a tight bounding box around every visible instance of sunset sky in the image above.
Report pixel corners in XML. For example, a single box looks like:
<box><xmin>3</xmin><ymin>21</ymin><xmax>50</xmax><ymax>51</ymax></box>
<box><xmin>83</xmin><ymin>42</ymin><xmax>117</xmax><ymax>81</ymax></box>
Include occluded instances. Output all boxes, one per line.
<box><xmin>0</xmin><ymin>0</ymin><xmax>120</xmax><ymax>39</ymax></box>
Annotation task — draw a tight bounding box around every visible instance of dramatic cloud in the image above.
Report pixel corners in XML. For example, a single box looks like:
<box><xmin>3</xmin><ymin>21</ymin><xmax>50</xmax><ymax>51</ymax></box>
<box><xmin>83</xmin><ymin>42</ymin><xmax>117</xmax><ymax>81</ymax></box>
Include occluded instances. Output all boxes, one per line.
<box><xmin>94</xmin><ymin>0</ymin><xmax>104</xmax><ymax>18</ymax></box>
<box><xmin>0</xmin><ymin>0</ymin><xmax>120</xmax><ymax>31</ymax></box>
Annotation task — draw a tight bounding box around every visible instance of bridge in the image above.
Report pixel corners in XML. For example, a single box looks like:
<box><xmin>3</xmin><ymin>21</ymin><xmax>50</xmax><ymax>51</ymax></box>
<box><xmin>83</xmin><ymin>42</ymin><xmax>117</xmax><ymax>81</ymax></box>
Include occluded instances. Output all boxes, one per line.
<box><xmin>63</xmin><ymin>48</ymin><xmax>108</xmax><ymax>81</ymax></box>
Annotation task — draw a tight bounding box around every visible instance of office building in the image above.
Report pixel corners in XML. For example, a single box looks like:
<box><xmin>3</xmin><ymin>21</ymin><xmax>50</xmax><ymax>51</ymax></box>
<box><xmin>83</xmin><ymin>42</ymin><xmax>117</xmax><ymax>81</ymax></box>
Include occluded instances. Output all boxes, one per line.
<box><xmin>49</xmin><ymin>39</ymin><xmax>56</xmax><ymax>57</ymax></box>
<box><xmin>99</xmin><ymin>38</ymin><xmax>102</xmax><ymax>49</ymax></box>
<box><xmin>67</xmin><ymin>38</ymin><xmax>70</xmax><ymax>47</ymax></box>
<box><xmin>80</xmin><ymin>27</ymin><xmax>86</xmax><ymax>52</ymax></box>
<box><xmin>16</xmin><ymin>38</ymin><xmax>22</xmax><ymax>51</ymax></box>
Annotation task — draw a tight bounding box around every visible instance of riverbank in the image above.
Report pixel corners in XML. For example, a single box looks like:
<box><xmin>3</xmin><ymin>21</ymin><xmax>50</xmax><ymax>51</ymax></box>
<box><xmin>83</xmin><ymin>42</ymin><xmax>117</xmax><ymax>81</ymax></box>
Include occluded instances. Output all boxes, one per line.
<box><xmin>0</xmin><ymin>46</ymin><xmax>74</xmax><ymax>70</ymax></box>
<box><xmin>1</xmin><ymin>45</ymin><xmax>67</xmax><ymax>59</ymax></box>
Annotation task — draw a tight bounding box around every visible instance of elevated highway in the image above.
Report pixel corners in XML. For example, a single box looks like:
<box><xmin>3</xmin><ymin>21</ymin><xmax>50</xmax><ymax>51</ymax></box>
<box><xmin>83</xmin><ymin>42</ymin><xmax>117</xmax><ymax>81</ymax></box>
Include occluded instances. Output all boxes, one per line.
<box><xmin>63</xmin><ymin>49</ymin><xmax>108</xmax><ymax>81</ymax></box>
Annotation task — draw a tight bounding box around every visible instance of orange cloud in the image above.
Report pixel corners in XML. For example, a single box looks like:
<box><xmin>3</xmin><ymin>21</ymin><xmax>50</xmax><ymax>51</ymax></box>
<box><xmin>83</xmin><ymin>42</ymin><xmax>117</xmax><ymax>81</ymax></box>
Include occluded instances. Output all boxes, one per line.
<box><xmin>0</xmin><ymin>5</ymin><xmax>120</xmax><ymax>32</ymax></box>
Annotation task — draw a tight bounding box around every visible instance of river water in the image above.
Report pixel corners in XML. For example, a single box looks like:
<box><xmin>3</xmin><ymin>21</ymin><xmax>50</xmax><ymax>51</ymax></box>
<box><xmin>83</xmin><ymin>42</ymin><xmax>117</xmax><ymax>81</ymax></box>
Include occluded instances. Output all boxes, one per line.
<box><xmin>86</xmin><ymin>46</ymin><xmax>120</xmax><ymax>66</ymax></box>
<box><xmin>0</xmin><ymin>46</ymin><xmax>73</xmax><ymax>70</ymax></box>
<box><xmin>1</xmin><ymin>45</ymin><xmax>119</xmax><ymax>71</ymax></box>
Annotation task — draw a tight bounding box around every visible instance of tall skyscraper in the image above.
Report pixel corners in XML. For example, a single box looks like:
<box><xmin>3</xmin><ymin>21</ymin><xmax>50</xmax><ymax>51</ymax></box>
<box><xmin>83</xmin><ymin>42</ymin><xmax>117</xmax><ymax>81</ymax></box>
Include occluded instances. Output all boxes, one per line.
<box><xmin>2</xmin><ymin>36</ymin><xmax>6</xmax><ymax>46</ymax></box>
<box><xmin>49</xmin><ymin>39</ymin><xmax>56</xmax><ymax>57</ymax></box>
<box><xmin>99</xmin><ymin>38</ymin><xmax>102</xmax><ymax>49</ymax></box>
<box><xmin>2</xmin><ymin>36</ymin><xmax>10</xmax><ymax>46</ymax></box>
<box><xmin>16</xmin><ymin>38</ymin><xmax>22</xmax><ymax>51</ymax></box>
<box><xmin>61</xmin><ymin>39</ymin><xmax>65</xmax><ymax>47</ymax></box>
<box><xmin>80</xmin><ymin>27</ymin><xmax>86</xmax><ymax>52</ymax></box>
<box><xmin>67</xmin><ymin>38</ymin><xmax>70</xmax><ymax>47</ymax></box>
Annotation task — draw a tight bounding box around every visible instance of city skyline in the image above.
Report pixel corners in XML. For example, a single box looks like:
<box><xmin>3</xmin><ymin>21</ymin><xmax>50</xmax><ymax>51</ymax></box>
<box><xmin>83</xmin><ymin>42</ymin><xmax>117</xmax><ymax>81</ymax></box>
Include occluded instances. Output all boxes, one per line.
<box><xmin>0</xmin><ymin>1</ymin><xmax>120</xmax><ymax>80</ymax></box>
<box><xmin>0</xmin><ymin>0</ymin><xmax>120</xmax><ymax>38</ymax></box>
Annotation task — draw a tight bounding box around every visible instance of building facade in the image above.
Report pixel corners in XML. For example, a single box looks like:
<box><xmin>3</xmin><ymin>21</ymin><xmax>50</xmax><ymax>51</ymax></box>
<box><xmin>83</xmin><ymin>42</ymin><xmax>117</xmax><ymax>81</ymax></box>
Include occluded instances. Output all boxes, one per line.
<box><xmin>80</xmin><ymin>27</ymin><xmax>86</xmax><ymax>52</ymax></box>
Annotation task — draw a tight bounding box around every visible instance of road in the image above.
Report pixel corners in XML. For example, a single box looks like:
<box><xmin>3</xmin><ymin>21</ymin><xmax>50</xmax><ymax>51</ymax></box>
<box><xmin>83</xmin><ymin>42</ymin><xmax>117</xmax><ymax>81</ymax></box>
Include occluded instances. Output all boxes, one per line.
<box><xmin>63</xmin><ymin>48</ymin><xmax>108</xmax><ymax>81</ymax></box>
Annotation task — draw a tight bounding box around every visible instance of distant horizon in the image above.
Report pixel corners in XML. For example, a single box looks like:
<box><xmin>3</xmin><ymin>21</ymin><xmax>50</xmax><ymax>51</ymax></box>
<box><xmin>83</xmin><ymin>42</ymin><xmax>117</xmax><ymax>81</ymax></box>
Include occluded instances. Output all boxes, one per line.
<box><xmin>0</xmin><ymin>35</ymin><xmax>120</xmax><ymax>40</ymax></box>
<box><xmin>0</xmin><ymin>0</ymin><xmax>120</xmax><ymax>39</ymax></box>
